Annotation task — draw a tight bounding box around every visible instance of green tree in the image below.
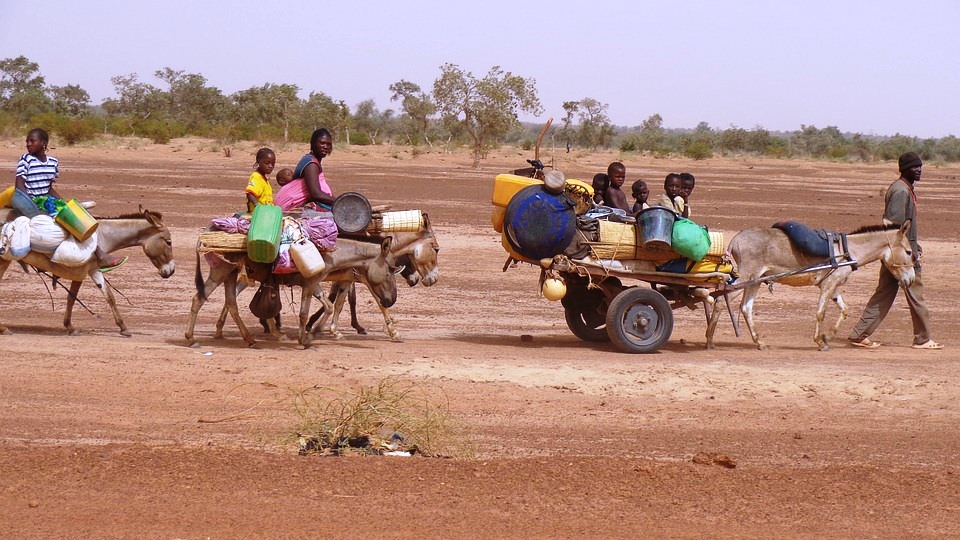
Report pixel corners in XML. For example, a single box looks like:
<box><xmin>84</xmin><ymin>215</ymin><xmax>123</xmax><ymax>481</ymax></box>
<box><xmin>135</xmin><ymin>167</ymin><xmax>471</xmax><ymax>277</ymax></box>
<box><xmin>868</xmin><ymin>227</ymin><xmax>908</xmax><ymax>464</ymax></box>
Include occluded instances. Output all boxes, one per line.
<box><xmin>573</xmin><ymin>97</ymin><xmax>615</xmax><ymax>149</ymax></box>
<box><xmin>559</xmin><ymin>100</ymin><xmax>579</xmax><ymax>149</ymax></box>
<box><xmin>297</xmin><ymin>91</ymin><xmax>340</xmax><ymax>135</ymax></box>
<box><xmin>432</xmin><ymin>63</ymin><xmax>543</xmax><ymax>167</ymax></box>
<box><xmin>155</xmin><ymin>68</ymin><xmax>231</xmax><ymax>132</ymax></box>
<box><xmin>0</xmin><ymin>55</ymin><xmax>51</xmax><ymax>122</ymax></box>
<box><xmin>934</xmin><ymin>135</ymin><xmax>960</xmax><ymax>161</ymax></box>
<box><xmin>0</xmin><ymin>56</ymin><xmax>45</xmax><ymax>103</ymax></box>
<box><xmin>231</xmin><ymin>83</ymin><xmax>299</xmax><ymax>140</ymax></box>
<box><xmin>790</xmin><ymin>124</ymin><xmax>847</xmax><ymax>157</ymax></box>
<box><xmin>102</xmin><ymin>74</ymin><xmax>166</xmax><ymax>134</ymax></box>
<box><xmin>331</xmin><ymin>100</ymin><xmax>351</xmax><ymax>143</ymax></box>
<box><xmin>352</xmin><ymin>98</ymin><xmax>391</xmax><ymax>145</ymax></box>
<box><xmin>389</xmin><ymin>80</ymin><xmax>436</xmax><ymax>147</ymax></box>
<box><xmin>746</xmin><ymin>125</ymin><xmax>774</xmax><ymax>154</ymax></box>
<box><xmin>264</xmin><ymin>83</ymin><xmax>300</xmax><ymax>142</ymax></box>
<box><xmin>717</xmin><ymin>125</ymin><xmax>748</xmax><ymax>153</ymax></box>
<box><xmin>680</xmin><ymin>121</ymin><xmax>714</xmax><ymax>159</ymax></box>
<box><xmin>636</xmin><ymin>113</ymin><xmax>665</xmax><ymax>154</ymax></box>
<box><xmin>49</xmin><ymin>84</ymin><xmax>91</xmax><ymax>117</ymax></box>
<box><xmin>873</xmin><ymin>133</ymin><xmax>916</xmax><ymax>161</ymax></box>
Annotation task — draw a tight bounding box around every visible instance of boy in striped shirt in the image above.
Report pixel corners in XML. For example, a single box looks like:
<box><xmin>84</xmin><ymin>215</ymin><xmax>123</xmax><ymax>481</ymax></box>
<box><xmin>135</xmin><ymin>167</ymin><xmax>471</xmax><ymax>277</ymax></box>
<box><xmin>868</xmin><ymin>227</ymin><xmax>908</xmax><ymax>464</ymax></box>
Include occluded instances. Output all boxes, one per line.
<box><xmin>15</xmin><ymin>128</ymin><xmax>61</xmax><ymax>198</ymax></box>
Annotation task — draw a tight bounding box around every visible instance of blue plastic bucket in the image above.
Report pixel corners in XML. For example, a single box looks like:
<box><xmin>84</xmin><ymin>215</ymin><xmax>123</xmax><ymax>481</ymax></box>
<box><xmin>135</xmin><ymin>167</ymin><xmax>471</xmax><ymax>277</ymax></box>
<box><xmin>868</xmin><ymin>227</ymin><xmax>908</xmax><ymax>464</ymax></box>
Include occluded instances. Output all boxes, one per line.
<box><xmin>11</xmin><ymin>189</ymin><xmax>41</xmax><ymax>218</ymax></box>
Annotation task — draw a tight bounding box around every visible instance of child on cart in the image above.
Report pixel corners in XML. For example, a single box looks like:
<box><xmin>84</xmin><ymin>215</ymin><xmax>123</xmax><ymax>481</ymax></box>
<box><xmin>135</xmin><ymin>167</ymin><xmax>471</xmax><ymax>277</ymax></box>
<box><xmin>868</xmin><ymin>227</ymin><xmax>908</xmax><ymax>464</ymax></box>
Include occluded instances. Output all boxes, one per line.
<box><xmin>631</xmin><ymin>180</ymin><xmax>650</xmax><ymax>214</ymax></box>
<box><xmin>602</xmin><ymin>161</ymin><xmax>631</xmax><ymax>213</ymax></box>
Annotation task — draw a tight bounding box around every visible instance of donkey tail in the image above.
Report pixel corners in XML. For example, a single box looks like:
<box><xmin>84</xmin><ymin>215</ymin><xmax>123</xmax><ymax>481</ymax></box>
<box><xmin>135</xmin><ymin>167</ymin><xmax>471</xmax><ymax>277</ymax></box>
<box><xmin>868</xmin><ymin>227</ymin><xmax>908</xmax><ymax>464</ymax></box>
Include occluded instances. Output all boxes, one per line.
<box><xmin>195</xmin><ymin>249</ymin><xmax>207</xmax><ymax>301</ymax></box>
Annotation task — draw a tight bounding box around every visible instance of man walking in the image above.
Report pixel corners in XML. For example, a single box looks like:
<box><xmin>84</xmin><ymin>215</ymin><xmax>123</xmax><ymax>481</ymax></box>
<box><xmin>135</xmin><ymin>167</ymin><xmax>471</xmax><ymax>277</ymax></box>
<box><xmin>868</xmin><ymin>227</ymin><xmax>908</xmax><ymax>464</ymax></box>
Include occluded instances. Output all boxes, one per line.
<box><xmin>848</xmin><ymin>152</ymin><xmax>941</xmax><ymax>349</ymax></box>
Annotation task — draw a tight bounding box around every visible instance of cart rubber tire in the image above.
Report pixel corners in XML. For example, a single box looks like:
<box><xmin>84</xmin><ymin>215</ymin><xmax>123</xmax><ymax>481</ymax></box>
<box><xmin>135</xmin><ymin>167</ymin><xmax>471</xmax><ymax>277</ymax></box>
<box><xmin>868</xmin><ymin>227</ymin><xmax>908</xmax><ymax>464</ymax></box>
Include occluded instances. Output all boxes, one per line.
<box><xmin>564</xmin><ymin>306</ymin><xmax>610</xmax><ymax>342</ymax></box>
<box><xmin>605</xmin><ymin>287</ymin><xmax>674</xmax><ymax>353</ymax></box>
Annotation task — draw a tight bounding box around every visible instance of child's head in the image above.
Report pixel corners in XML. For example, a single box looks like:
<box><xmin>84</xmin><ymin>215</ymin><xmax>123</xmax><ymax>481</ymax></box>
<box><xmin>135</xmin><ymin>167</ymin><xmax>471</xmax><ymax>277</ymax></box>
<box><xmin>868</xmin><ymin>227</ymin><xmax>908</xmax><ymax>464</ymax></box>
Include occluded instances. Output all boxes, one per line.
<box><xmin>276</xmin><ymin>168</ymin><xmax>294</xmax><ymax>186</ymax></box>
<box><xmin>592</xmin><ymin>173</ymin><xmax>609</xmax><ymax>201</ymax></box>
<box><xmin>26</xmin><ymin>128</ymin><xmax>50</xmax><ymax>155</ymax></box>
<box><xmin>606</xmin><ymin>162</ymin><xmax>626</xmax><ymax>188</ymax></box>
<box><xmin>254</xmin><ymin>148</ymin><xmax>276</xmax><ymax>176</ymax></box>
<box><xmin>664</xmin><ymin>173</ymin><xmax>683</xmax><ymax>198</ymax></box>
<box><xmin>631</xmin><ymin>180</ymin><xmax>649</xmax><ymax>203</ymax></box>
<box><xmin>679</xmin><ymin>172</ymin><xmax>696</xmax><ymax>200</ymax></box>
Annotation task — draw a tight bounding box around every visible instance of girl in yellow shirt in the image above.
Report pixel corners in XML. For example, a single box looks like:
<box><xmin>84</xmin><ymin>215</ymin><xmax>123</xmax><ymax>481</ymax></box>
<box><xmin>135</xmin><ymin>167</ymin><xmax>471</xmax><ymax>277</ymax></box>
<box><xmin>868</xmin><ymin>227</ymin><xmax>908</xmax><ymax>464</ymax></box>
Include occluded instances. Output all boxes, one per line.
<box><xmin>245</xmin><ymin>148</ymin><xmax>276</xmax><ymax>212</ymax></box>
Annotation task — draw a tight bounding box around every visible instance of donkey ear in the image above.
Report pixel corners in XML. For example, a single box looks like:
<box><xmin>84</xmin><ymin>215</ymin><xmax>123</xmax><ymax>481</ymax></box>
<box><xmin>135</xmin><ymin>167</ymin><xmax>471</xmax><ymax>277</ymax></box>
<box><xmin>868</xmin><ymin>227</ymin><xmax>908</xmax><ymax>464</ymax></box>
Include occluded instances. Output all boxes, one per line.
<box><xmin>139</xmin><ymin>204</ymin><xmax>145</xmax><ymax>214</ymax></box>
<box><xmin>380</xmin><ymin>236</ymin><xmax>393</xmax><ymax>253</ymax></box>
<box><xmin>900</xmin><ymin>219</ymin><xmax>912</xmax><ymax>236</ymax></box>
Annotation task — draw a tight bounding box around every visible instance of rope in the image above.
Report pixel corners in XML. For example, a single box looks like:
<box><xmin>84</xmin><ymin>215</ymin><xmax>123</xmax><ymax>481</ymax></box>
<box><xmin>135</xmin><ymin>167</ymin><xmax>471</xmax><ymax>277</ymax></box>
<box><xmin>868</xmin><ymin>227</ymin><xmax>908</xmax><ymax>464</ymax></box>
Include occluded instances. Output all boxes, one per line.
<box><xmin>30</xmin><ymin>267</ymin><xmax>97</xmax><ymax>316</ymax></box>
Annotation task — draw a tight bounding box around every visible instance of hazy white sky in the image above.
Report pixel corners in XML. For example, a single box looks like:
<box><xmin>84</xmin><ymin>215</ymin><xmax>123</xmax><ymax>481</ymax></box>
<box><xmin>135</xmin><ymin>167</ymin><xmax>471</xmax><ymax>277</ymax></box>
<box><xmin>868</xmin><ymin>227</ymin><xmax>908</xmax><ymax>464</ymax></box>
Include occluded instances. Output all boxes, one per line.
<box><xmin>2</xmin><ymin>0</ymin><xmax>958</xmax><ymax>138</ymax></box>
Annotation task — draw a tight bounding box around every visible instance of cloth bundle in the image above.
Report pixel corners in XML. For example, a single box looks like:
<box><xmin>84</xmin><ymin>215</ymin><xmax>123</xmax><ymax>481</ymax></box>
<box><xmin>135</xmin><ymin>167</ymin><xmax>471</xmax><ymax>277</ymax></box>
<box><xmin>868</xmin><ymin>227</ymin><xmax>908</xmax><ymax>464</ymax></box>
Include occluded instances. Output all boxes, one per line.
<box><xmin>209</xmin><ymin>215</ymin><xmax>338</xmax><ymax>274</ymax></box>
<box><xmin>0</xmin><ymin>214</ymin><xmax>99</xmax><ymax>266</ymax></box>
<box><xmin>0</xmin><ymin>216</ymin><xmax>31</xmax><ymax>260</ymax></box>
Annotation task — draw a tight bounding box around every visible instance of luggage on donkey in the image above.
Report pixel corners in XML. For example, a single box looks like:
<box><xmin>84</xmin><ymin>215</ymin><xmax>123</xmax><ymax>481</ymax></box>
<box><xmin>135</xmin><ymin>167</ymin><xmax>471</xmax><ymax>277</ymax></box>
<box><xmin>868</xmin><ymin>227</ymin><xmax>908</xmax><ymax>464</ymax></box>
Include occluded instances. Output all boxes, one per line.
<box><xmin>29</xmin><ymin>215</ymin><xmax>68</xmax><ymax>253</ymax></box>
<box><xmin>0</xmin><ymin>216</ymin><xmax>31</xmax><ymax>260</ymax></box>
<box><xmin>51</xmin><ymin>233</ymin><xmax>99</xmax><ymax>266</ymax></box>
<box><xmin>247</xmin><ymin>204</ymin><xmax>283</xmax><ymax>263</ymax></box>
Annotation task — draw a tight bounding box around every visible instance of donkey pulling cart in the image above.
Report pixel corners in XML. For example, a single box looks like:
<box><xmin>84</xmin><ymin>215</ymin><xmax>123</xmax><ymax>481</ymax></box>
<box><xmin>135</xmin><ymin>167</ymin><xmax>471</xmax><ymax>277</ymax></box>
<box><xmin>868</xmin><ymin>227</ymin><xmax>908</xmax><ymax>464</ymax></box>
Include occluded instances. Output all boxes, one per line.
<box><xmin>492</xmin><ymin>171</ymin><xmax>869</xmax><ymax>354</ymax></box>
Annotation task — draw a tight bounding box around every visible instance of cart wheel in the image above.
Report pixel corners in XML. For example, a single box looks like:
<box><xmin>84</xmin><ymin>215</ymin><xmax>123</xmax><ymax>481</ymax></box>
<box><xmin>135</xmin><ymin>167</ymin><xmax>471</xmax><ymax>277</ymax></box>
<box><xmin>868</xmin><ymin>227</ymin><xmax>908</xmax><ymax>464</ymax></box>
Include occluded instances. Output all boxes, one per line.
<box><xmin>564</xmin><ymin>306</ymin><xmax>610</xmax><ymax>342</ymax></box>
<box><xmin>606</xmin><ymin>288</ymin><xmax>673</xmax><ymax>353</ymax></box>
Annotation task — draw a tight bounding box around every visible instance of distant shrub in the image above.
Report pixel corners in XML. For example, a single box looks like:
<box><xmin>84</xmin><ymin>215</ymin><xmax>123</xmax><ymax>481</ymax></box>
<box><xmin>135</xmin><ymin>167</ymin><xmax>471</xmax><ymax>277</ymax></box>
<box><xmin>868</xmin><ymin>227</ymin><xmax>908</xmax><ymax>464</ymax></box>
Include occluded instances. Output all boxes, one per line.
<box><xmin>619</xmin><ymin>137</ymin><xmax>638</xmax><ymax>152</ymax></box>
<box><xmin>519</xmin><ymin>139</ymin><xmax>533</xmax><ymax>151</ymax></box>
<box><xmin>682</xmin><ymin>141</ymin><xmax>712</xmax><ymax>160</ymax></box>
<box><xmin>826</xmin><ymin>145</ymin><xmax>849</xmax><ymax>159</ymax></box>
<box><xmin>764</xmin><ymin>139</ymin><xmax>789</xmax><ymax>158</ymax></box>
<box><xmin>349</xmin><ymin>132</ymin><xmax>373</xmax><ymax>146</ymax></box>
<box><xmin>139</xmin><ymin>120</ymin><xmax>172</xmax><ymax>144</ymax></box>
<box><xmin>27</xmin><ymin>112</ymin><xmax>66</xmax><ymax>135</ymax></box>
<box><xmin>60</xmin><ymin>118</ymin><xmax>98</xmax><ymax>145</ymax></box>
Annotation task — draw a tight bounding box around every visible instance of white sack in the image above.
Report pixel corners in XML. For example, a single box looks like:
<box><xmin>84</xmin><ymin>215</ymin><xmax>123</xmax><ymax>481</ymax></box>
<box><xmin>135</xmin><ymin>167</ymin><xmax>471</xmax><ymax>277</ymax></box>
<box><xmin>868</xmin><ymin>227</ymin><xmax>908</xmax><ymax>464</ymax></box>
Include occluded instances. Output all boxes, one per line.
<box><xmin>0</xmin><ymin>216</ymin><xmax>31</xmax><ymax>260</ymax></box>
<box><xmin>29</xmin><ymin>214</ymin><xmax>68</xmax><ymax>253</ymax></box>
<box><xmin>51</xmin><ymin>233</ymin><xmax>99</xmax><ymax>266</ymax></box>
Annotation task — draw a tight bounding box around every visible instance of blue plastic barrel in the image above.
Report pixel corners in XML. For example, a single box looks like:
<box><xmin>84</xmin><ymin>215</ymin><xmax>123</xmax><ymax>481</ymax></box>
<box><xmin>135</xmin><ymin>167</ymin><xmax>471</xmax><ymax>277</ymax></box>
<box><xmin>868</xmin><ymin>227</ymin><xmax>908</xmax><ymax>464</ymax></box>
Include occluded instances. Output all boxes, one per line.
<box><xmin>503</xmin><ymin>185</ymin><xmax>576</xmax><ymax>260</ymax></box>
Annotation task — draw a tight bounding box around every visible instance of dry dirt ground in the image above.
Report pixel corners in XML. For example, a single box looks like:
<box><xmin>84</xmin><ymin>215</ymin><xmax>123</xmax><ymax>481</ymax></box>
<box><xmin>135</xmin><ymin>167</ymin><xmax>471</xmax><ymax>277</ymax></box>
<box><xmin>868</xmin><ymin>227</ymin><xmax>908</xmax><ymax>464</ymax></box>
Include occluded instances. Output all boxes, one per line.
<box><xmin>1</xmin><ymin>136</ymin><xmax>958</xmax><ymax>538</ymax></box>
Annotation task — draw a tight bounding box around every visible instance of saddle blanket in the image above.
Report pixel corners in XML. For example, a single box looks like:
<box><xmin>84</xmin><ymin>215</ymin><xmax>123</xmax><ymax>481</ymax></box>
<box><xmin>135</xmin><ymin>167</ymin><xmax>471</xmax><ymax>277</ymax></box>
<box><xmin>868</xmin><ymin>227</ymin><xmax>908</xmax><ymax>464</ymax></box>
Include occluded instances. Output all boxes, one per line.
<box><xmin>773</xmin><ymin>221</ymin><xmax>838</xmax><ymax>258</ymax></box>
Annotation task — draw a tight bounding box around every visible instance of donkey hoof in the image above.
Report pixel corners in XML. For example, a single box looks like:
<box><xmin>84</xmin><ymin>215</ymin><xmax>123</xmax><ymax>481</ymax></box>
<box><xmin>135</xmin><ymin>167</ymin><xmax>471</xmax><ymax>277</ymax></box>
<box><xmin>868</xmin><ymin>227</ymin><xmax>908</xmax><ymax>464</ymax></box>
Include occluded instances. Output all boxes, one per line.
<box><xmin>68</xmin><ymin>329</ymin><xmax>81</xmax><ymax>337</ymax></box>
<box><xmin>119</xmin><ymin>330</ymin><xmax>132</xmax><ymax>338</ymax></box>
<box><xmin>187</xmin><ymin>341</ymin><xmax>200</xmax><ymax>349</ymax></box>
<box><xmin>213</xmin><ymin>331</ymin><xmax>225</xmax><ymax>339</ymax></box>
<box><xmin>757</xmin><ymin>344</ymin><xmax>768</xmax><ymax>351</ymax></box>
<box><xmin>0</xmin><ymin>328</ymin><xmax>12</xmax><ymax>335</ymax></box>
<box><xmin>705</xmin><ymin>342</ymin><xmax>716</xmax><ymax>350</ymax></box>
<box><xmin>354</xmin><ymin>327</ymin><xmax>368</xmax><ymax>335</ymax></box>
<box><xmin>389</xmin><ymin>333</ymin><xmax>404</xmax><ymax>343</ymax></box>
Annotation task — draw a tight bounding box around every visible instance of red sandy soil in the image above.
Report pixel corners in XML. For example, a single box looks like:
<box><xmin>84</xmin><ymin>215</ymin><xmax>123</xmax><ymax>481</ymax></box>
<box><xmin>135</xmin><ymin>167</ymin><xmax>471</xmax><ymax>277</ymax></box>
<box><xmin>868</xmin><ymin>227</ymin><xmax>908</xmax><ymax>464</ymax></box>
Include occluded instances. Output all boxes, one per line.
<box><xmin>1</xmin><ymin>137</ymin><xmax>958</xmax><ymax>538</ymax></box>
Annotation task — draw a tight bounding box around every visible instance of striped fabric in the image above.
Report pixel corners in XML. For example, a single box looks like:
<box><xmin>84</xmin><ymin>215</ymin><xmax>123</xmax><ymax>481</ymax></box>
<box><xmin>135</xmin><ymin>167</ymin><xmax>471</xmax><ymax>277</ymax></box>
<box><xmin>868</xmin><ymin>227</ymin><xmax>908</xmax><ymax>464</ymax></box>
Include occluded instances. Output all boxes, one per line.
<box><xmin>16</xmin><ymin>153</ymin><xmax>59</xmax><ymax>196</ymax></box>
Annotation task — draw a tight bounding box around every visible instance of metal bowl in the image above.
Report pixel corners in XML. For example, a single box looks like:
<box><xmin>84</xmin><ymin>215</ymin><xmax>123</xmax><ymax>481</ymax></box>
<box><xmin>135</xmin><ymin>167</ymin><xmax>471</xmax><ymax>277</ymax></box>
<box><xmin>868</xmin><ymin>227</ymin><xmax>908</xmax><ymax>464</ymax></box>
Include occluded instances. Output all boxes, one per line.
<box><xmin>331</xmin><ymin>192</ymin><xmax>372</xmax><ymax>233</ymax></box>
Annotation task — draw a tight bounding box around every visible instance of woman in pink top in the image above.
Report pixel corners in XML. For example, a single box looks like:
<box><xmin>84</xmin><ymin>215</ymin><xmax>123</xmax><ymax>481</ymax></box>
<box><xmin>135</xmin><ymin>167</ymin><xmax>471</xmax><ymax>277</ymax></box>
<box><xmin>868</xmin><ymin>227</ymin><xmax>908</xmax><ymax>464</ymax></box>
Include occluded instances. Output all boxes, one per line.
<box><xmin>275</xmin><ymin>128</ymin><xmax>336</xmax><ymax>211</ymax></box>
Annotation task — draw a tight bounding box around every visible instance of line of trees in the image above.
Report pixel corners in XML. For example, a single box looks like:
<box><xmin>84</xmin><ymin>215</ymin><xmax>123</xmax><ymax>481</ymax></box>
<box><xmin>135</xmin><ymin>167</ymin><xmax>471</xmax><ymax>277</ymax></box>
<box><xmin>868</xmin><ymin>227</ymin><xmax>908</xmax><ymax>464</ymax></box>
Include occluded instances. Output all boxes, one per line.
<box><xmin>2</xmin><ymin>55</ymin><xmax>959</xmax><ymax>166</ymax></box>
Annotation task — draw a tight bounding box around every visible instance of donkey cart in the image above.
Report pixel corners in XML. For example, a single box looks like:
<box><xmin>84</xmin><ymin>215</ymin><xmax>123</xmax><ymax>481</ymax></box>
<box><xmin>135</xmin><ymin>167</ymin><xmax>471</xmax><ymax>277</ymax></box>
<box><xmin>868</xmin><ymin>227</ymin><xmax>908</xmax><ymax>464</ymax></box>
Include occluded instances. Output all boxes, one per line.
<box><xmin>492</xmin><ymin>169</ymin><xmax>879</xmax><ymax>354</ymax></box>
<box><xmin>545</xmin><ymin>255</ymin><xmax>736</xmax><ymax>354</ymax></box>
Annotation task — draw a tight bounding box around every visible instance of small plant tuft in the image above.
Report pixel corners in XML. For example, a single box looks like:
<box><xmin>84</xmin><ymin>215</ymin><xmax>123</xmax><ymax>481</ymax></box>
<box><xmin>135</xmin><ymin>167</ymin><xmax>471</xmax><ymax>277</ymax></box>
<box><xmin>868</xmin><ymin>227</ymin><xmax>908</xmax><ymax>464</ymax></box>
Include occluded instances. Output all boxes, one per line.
<box><xmin>290</xmin><ymin>378</ymin><xmax>472</xmax><ymax>458</ymax></box>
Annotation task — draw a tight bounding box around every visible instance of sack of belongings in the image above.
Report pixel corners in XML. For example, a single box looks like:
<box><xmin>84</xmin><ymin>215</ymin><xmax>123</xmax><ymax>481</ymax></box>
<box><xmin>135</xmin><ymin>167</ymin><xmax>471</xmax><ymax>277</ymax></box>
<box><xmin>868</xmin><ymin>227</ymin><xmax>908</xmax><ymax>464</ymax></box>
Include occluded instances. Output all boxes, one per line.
<box><xmin>29</xmin><ymin>214</ymin><xmax>68</xmax><ymax>253</ymax></box>
<box><xmin>250</xmin><ymin>274</ymin><xmax>281</xmax><ymax>319</ymax></box>
<box><xmin>0</xmin><ymin>216</ymin><xmax>32</xmax><ymax>260</ymax></box>
<box><xmin>51</xmin><ymin>233</ymin><xmax>98</xmax><ymax>266</ymax></box>
<box><xmin>671</xmin><ymin>218</ymin><xmax>711</xmax><ymax>261</ymax></box>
